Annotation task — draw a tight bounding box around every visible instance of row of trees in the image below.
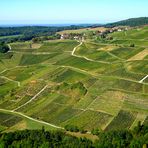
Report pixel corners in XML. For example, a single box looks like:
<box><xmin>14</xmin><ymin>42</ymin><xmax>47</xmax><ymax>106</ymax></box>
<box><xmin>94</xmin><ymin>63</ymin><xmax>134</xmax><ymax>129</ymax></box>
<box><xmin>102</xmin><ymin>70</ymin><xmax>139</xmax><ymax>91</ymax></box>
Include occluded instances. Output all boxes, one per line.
<box><xmin>65</xmin><ymin>125</ymin><xmax>87</xmax><ymax>134</ymax></box>
<box><xmin>65</xmin><ymin>125</ymin><xmax>100</xmax><ymax>135</ymax></box>
<box><xmin>32</xmin><ymin>34</ymin><xmax>61</xmax><ymax>43</ymax></box>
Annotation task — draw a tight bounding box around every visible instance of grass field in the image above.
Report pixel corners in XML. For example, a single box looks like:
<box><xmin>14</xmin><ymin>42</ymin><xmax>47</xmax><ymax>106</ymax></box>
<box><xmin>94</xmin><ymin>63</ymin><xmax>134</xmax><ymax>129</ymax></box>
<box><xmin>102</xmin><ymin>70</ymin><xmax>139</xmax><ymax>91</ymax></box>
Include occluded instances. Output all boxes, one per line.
<box><xmin>0</xmin><ymin>35</ymin><xmax>22</xmax><ymax>41</ymax></box>
<box><xmin>0</xmin><ymin>26</ymin><xmax>148</xmax><ymax>133</ymax></box>
<box><xmin>57</xmin><ymin>27</ymin><xmax>108</xmax><ymax>35</ymax></box>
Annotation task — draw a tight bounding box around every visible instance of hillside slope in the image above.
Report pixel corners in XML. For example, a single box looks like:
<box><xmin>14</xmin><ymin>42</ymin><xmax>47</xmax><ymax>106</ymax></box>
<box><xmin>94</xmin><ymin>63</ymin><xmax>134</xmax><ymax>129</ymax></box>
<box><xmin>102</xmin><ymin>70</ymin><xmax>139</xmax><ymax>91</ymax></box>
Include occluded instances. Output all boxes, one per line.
<box><xmin>105</xmin><ymin>17</ymin><xmax>148</xmax><ymax>27</ymax></box>
<box><xmin>0</xmin><ymin>26</ymin><xmax>147</xmax><ymax>134</ymax></box>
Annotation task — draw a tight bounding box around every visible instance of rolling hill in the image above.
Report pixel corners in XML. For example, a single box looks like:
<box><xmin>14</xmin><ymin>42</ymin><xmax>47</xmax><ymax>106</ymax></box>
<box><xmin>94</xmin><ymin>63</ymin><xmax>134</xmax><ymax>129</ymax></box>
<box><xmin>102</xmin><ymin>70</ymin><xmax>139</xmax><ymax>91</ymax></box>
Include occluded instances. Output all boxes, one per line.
<box><xmin>0</xmin><ymin>25</ymin><xmax>147</xmax><ymax>137</ymax></box>
<box><xmin>105</xmin><ymin>17</ymin><xmax>148</xmax><ymax>27</ymax></box>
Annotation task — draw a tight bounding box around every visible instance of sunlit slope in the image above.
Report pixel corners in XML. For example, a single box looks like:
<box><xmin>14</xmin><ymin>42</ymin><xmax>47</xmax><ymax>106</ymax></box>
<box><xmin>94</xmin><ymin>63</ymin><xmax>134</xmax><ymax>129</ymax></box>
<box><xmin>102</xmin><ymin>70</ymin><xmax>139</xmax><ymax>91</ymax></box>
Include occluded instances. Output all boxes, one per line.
<box><xmin>107</xmin><ymin>26</ymin><xmax>148</xmax><ymax>46</ymax></box>
<box><xmin>0</xmin><ymin>29</ymin><xmax>148</xmax><ymax>132</ymax></box>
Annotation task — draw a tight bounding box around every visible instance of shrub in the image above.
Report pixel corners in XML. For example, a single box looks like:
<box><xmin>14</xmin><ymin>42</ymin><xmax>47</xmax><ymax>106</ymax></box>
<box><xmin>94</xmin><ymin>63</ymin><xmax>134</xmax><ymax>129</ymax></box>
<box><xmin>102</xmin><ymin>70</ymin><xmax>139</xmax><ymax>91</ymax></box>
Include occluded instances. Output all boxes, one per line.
<box><xmin>130</xmin><ymin>44</ymin><xmax>135</xmax><ymax>47</ymax></box>
<box><xmin>91</xmin><ymin>128</ymin><xmax>100</xmax><ymax>136</ymax></box>
<box><xmin>64</xmin><ymin>125</ymin><xmax>79</xmax><ymax>132</ymax></box>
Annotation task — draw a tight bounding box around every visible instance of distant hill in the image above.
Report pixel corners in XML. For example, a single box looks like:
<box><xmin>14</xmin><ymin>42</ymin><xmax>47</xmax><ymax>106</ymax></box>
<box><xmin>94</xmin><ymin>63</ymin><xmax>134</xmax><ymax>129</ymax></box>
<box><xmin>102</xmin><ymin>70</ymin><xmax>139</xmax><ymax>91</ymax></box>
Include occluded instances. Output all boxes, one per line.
<box><xmin>105</xmin><ymin>17</ymin><xmax>148</xmax><ymax>27</ymax></box>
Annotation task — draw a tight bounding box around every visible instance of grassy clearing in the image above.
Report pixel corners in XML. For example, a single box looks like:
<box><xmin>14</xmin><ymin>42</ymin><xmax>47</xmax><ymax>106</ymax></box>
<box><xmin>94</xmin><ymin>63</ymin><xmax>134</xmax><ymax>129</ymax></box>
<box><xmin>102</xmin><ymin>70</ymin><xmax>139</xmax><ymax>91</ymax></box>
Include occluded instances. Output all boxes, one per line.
<box><xmin>67</xmin><ymin>131</ymin><xmax>98</xmax><ymax>142</ymax></box>
<box><xmin>57</xmin><ymin>27</ymin><xmax>108</xmax><ymax>35</ymax></box>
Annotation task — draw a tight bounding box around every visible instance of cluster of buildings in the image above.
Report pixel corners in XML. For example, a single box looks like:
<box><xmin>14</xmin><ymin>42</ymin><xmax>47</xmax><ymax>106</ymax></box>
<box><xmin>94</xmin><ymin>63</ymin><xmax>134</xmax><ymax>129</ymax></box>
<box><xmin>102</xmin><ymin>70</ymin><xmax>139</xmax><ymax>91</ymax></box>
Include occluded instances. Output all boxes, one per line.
<box><xmin>109</xmin><ymin>26</ymin><xmax>130</xmax><ymax>33</ymax></box>
<box><xmin>60</xmin><ymin>26</ymin><xmax>130</xmax><ymax>40</ymax></box>
<box><xmin>60</xmin><ymin>33</ymin><xmax>82</xmax><ymax>40</ymax></box>
<box><xmin>98</xmin><ymin>26</ymin><xmax>130</xmax><ymax>35</ymax></box>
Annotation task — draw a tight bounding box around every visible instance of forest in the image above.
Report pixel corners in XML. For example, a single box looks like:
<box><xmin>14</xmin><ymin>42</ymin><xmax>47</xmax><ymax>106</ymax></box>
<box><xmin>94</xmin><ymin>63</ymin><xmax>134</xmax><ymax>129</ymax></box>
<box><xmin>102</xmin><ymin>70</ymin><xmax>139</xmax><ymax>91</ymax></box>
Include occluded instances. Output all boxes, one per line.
<box><xmin>0</xmin><ymin>25</ymin><xmax>88</xmax><ymax>43</ymax></box>
<box><xmin>0</xmin><ymin>123</ymin><xmax>147</xmax><ymax>148</ymax></box>
<box><xmin>105</xmin><ymin>17</ymin><xmax>148</xmax><ymax>27</ymax></box>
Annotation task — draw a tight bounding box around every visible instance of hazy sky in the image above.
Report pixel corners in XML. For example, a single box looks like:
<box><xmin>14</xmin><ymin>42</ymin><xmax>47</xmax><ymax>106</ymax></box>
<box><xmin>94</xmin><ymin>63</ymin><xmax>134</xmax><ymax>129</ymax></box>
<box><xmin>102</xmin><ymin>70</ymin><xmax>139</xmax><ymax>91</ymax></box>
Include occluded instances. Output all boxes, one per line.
<box><xmin>0</xmin><ymin>0</ymin><xmax>148</xmax><ymax>24</ymax></box>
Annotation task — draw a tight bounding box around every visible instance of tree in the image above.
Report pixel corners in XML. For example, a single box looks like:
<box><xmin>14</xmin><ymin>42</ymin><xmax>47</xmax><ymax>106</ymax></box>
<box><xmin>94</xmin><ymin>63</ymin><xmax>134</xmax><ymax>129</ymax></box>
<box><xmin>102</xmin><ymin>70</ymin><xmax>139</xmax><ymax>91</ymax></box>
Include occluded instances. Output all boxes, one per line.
<box><xmin>91</xmin><ymin>128</ymin><xmax>100</xmax><ymax>136</ymax></box>
<box><xmin>0</xmin><ymin>43</ymin><xmax>9</xmax><ymax>53</ymax></box>
<box><xmin>130</xmin><ymin>44</ymin><xmax>135</xmax><ymax>47</ymax></box>
<box><xmin>32</xmin><ymin>37</ymin><xmax>40</xmax><ymax>43</ymax></box>
<box><xmin>64</xmin><ymin>125</ymin><xmax>79</xmax><ymax>132</ymax></box>
<box><xmin>133</xmin><ymin>121</ymin><xmax>142</xmax><ymax>136</ymax></box>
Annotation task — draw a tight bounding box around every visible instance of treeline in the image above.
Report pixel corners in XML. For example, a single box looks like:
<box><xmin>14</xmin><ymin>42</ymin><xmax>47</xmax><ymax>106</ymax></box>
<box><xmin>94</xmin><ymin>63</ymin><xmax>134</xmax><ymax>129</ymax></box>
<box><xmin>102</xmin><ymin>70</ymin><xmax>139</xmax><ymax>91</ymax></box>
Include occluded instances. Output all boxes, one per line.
<box><xmin>0</xmin><ymin>128</ymin><xmax>93</xmax><ymax>148</ymax></box>
<box><xmin>0</xmin><ymin>25</ymin><xmax>87</xmax><ymax>43</ymax></box>
<box><xmin>32</xmin><ymin>34</ymin><xmax>61</xmax><ymax>43</ymax></box>
<box><xmin>0</xmin><ymin>26</ymin><xmax>87</xmax><ymax>36</ymax></box>
<box><xmin>0</xmin><ymin>122</ymin><xmax>148</xmax><ymax>148</ymax></box>
<box><xmin>105</xmin><ymin>17</ymin><xmax>148</xmax><ymax>27</ymax></box>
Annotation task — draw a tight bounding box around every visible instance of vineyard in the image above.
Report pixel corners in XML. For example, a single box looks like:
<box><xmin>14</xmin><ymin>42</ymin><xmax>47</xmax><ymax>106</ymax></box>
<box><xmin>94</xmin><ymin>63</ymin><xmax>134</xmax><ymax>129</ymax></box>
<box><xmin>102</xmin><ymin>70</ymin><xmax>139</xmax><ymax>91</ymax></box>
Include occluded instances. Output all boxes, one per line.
<box><xmin>0</xmin><ymin>26</ymin><xmax>147</xmax><ymax>134</ymax></box>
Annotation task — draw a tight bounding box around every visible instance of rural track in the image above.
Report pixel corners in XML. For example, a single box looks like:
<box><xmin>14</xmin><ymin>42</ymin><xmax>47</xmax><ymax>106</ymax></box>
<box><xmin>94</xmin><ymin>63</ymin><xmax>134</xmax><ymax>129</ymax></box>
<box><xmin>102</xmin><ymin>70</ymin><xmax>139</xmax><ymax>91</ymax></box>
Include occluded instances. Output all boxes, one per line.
<box><xmin>0</xmin><ymin>76</ymin><xmax>20</xmax><ymax>87</ymax></box>
<box><xmin>72</xmin><ymin>41</ymin><xmax>110</xmax><ymax>64</ymax></box>
<box><xmin>139</xmin><ymin>75</ymin><xmax>148</xmax><ymax>83</ymax></box>
<box><xmin>8</xmin><ymin>44</ymin><xmax>12</xmax><ymax>50</ymax></box>
<box><xmin>13</xmin><ymin>85</ymin><xmax>48</xmax><ymax>111</ymax></box>
<box><xmin>0</xmin><ymin>109</ymin><xmax>64</xmax><ymax>129</ymax></box>
<box><xmin>0</xmin><ymin>66</ymin><xmax>29</xmax><ymax>75</ymax></box>
<box><xmin>107</xmin><ymin>51</ymin><xmax>124</xmax><ymax>61</ymax></box>
<box><xmin>71</xmin><ymin>41</ymin><xmax>83</xmax><ymax>56</ymax></box>
<box><xmin>0</xmin><ymin>69</ymin><xmax>8</xmax><ymax>74</ymax></box>
<box><xmin>60</xmin><ymin>65</ymin><xmax>147</xmax><ymax>85</ymax></box>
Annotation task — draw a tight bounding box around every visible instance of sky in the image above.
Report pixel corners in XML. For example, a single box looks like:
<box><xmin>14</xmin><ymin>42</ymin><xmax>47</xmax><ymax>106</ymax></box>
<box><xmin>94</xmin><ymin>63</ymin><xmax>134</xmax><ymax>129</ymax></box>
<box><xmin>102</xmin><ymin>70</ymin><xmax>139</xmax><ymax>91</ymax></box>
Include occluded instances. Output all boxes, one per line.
<box><xmin>0</xmin><ymin>0</ymin><xmax>148</xmax><ymax>25</ymax></box>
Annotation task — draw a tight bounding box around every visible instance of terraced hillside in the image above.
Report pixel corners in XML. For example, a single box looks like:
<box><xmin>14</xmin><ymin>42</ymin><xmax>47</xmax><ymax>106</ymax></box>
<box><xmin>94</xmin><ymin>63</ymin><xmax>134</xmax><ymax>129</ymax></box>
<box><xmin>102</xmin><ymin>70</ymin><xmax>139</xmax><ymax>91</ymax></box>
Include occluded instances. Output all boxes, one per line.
<box><xmin>0</xmin><ymin>27</ymin><xmax>148</xmax><ymax>134</ymax></box>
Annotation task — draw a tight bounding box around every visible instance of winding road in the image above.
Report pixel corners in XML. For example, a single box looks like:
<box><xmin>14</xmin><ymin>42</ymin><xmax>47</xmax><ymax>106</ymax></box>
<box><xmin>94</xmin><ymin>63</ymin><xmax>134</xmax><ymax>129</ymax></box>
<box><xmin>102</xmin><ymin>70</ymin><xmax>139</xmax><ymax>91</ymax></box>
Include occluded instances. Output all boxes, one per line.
<box><xmin>71</xmin><ymin>40</ymin><xmax>113</xmax><ymax>64</ymax></box>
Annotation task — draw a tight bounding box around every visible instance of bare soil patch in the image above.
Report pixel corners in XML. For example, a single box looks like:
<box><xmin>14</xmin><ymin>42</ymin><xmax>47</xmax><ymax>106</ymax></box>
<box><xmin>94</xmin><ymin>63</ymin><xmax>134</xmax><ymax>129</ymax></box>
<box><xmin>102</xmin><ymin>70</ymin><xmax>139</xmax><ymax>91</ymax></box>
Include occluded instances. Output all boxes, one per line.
<box><xmin>127</xmin><ymin>49</ymin><xmax>148</xmax><ymax>61</ymax></box>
